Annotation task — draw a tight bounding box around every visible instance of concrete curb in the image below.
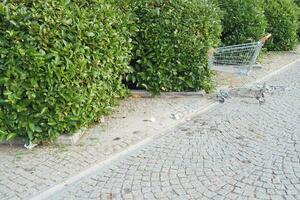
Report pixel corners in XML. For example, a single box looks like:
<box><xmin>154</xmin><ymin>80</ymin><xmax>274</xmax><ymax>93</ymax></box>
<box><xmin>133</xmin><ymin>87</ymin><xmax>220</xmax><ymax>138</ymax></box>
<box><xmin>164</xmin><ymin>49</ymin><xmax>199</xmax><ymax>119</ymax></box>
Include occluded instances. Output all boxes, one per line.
<box><xmin>131</xmin><ymin>90</ymin><xmax>205</xmax><ymax>98</ymax></box>
<box><xmin>0</xmin><ymin>137</ymin><xmax>27</xmax><ymax>146</ymax></box>
<box><xmin>54</xmin><ymin>129</ymin><xmax>86</xmax><ymax>146</ymax></box>
<box><xmin>0</xmin><ymin>129</ymin><xmax>86</xmax><ymax>147</ymax></box>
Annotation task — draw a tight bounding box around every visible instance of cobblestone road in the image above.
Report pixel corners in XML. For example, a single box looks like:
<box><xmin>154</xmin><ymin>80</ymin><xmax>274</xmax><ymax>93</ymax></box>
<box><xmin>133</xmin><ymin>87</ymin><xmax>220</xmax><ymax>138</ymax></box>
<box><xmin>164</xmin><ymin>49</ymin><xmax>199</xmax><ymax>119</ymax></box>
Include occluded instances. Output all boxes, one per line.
<box><xmin>48</xmin><ymin>63</ymin><xmax>300</xmax><ymax>200</ymax></box>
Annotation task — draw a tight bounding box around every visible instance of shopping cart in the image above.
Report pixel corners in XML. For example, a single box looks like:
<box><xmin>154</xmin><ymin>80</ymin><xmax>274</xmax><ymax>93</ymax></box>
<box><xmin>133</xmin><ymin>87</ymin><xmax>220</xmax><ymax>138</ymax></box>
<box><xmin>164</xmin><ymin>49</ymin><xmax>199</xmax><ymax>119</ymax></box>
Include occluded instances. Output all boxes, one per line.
<box><xmin>210</xmin><ymin>34</ymin><xmax>272</xmax><ymax>75</ymax></box>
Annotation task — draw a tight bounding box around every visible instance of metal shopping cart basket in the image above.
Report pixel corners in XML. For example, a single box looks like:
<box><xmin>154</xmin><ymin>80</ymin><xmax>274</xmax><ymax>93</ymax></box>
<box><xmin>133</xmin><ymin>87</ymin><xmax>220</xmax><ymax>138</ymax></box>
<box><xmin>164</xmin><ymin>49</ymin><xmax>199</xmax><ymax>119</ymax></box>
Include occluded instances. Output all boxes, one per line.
<box><xmin>210</xmin><ymin>34</ymin><xmax>272</xmax><ymax>75</ymax></box>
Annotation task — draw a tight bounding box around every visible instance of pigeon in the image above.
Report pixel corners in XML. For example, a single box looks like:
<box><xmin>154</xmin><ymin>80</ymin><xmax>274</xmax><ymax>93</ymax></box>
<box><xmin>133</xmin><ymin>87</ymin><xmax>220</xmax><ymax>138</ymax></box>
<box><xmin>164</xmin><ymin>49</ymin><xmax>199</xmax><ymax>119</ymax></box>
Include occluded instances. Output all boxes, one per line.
<box><xmin>216</xmin><ymin>89</ymin><xmax>230</xmax><ymax>103</ymax></box>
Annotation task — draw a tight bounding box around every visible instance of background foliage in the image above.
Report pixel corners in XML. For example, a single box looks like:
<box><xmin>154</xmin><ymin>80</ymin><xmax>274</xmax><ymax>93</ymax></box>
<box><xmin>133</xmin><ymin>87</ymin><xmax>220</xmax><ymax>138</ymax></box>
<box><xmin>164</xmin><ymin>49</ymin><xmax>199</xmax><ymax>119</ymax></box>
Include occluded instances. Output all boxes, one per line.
<box><xmin>264</xmin><ymin>0</ymin><xmax>299</xmax><ymax>50</ymax></box>
<box><xmin>126</xmin><ymin>0</ymin><xmax>222</xmax><ymax>94</ymax></box>
<box><xmin>219</xmin><ymin>0</ymin><xmax>267</xmax><ymax>45</ymax></box>
<box><xmin>0</xmin><ymin>0</ymin><xmax>134</xmax><ymax>142</ymax></box>
<box><xmin>296</xmin><ymin>0</ymin><xmax>300</xmax><ymax>37</ymax></box>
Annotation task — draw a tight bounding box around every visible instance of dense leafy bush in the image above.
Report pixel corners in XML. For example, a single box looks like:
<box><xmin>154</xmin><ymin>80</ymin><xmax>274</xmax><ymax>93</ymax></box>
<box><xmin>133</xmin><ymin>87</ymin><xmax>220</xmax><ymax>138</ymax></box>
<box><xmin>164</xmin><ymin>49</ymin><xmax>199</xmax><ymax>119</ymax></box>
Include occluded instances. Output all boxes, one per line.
<box><xmin>126</xmin><ymin>0</ymin><xmax>222</xmax><ymax>94</ymax></box>
<box><xmin>290</xmin><ymin>0</ymin><xmax>300</xmax><ymax>39</ymax></box>
<box><xmin>219</xmin><ymin>0</ymin><xmax>267</xmax><ymax>45</ymax></box>
<box><xmin>0</xmin><ymin>1</ymin><xmax>134</xmax><ymax>143</ymax></box>
<box><xmin>264</xmin><ymin>0</ymin><xmax>299</xmax><ymax>50</ymax></box>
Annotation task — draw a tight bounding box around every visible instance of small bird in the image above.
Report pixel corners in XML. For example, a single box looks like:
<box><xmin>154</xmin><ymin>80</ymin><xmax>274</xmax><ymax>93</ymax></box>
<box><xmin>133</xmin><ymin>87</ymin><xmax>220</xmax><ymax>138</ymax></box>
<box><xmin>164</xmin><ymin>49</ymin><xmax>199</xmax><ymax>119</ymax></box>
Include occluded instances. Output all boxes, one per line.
<box><xmin>216</xmin><ymin>90</ymin><xmax>230</xmax><ymax>103</ymax></box>
<box><xmin>217</xmin><ymin>95</ymin><xmax>225</xmax><ymax>103</ymax></box>
<box><xmin>256</xmin><ymin>83</ymin><xmax>266</xmax><ymax>105</ymax></box>
<box><xmin>256</xmin><ymin>95</ymin><xmax>265</xmax><ymax>105</ymax></box>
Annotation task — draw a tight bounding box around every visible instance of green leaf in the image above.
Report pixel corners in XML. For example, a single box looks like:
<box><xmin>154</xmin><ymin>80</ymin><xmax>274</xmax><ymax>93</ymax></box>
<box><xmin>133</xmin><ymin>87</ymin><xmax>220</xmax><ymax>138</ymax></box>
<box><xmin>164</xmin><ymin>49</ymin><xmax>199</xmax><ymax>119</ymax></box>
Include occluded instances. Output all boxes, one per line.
<box><xmin>6</xmin><ymin>133</ymin><xmax>17</xmax><ymax>141</ymax></box>
<box><xmin>29</xmin><ymin>123</ymin><xmax>35</xmax><ymax>132</ymax></box>
<box><xmin>87</xmin><ymin>32</ymin><xmax>95</xmax><ymax>37</ymax></box>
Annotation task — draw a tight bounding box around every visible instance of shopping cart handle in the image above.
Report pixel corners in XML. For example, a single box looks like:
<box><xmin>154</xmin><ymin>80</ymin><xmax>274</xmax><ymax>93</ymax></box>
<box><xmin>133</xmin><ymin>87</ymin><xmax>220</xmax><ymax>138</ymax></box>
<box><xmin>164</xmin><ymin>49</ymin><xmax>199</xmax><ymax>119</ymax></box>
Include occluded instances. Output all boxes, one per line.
<box><xmin>260</xmin><ymin>34</ymin><xmax>272</xmax><ymax>43</ymax></box>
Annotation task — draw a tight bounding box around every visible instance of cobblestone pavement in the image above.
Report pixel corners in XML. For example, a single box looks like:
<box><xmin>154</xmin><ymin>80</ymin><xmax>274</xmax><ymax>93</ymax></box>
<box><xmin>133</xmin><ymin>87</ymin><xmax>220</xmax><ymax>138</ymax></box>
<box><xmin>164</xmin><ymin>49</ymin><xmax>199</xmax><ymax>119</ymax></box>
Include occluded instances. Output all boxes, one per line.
<box><xmin>0</xmin><ymin>96</ymin><xmax>212</xmax><ymax>200</ymax></box>
<box><xmin>50</xmin><ymin>62</ymin><xmax>300</xmax><ymax>200</ymax></box>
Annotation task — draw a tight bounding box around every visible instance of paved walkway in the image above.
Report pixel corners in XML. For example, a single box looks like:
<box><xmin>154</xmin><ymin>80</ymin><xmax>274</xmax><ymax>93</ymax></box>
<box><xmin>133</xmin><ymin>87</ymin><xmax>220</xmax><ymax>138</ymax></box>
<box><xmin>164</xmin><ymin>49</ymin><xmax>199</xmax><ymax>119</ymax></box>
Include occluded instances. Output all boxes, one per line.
<box><xmin>46</xmin><ymin>63</ymin><xmax>300</xmax><ymax>199</ymax></box>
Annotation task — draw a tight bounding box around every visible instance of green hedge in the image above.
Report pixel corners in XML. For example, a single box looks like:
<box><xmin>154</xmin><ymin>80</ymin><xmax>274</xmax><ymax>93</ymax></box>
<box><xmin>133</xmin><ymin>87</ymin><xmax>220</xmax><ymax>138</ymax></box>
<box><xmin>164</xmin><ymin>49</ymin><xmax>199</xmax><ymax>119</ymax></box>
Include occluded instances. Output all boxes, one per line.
<box><xmin>264</xmin><ymin>0</ymin><xmax>299</xmax><ymax>50</ymax></box>
<box><xmin>126</xmin><ymin>0</ymin><xmax>222</xmax><ymax>94</ymax></box>
<box><xmin>219</xmin><ymin>0</ymin><xmax>267</xmax><ymax>45</ymax></box>
<box><xmin>296</xmin><ymin>0</ymin><xmax>300</xmax><ymax>37</ymax></box>
<box><xmin>0</xmin><ymin>1</ymin><xmax>134</xmax><ymax>143</ymax></box>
